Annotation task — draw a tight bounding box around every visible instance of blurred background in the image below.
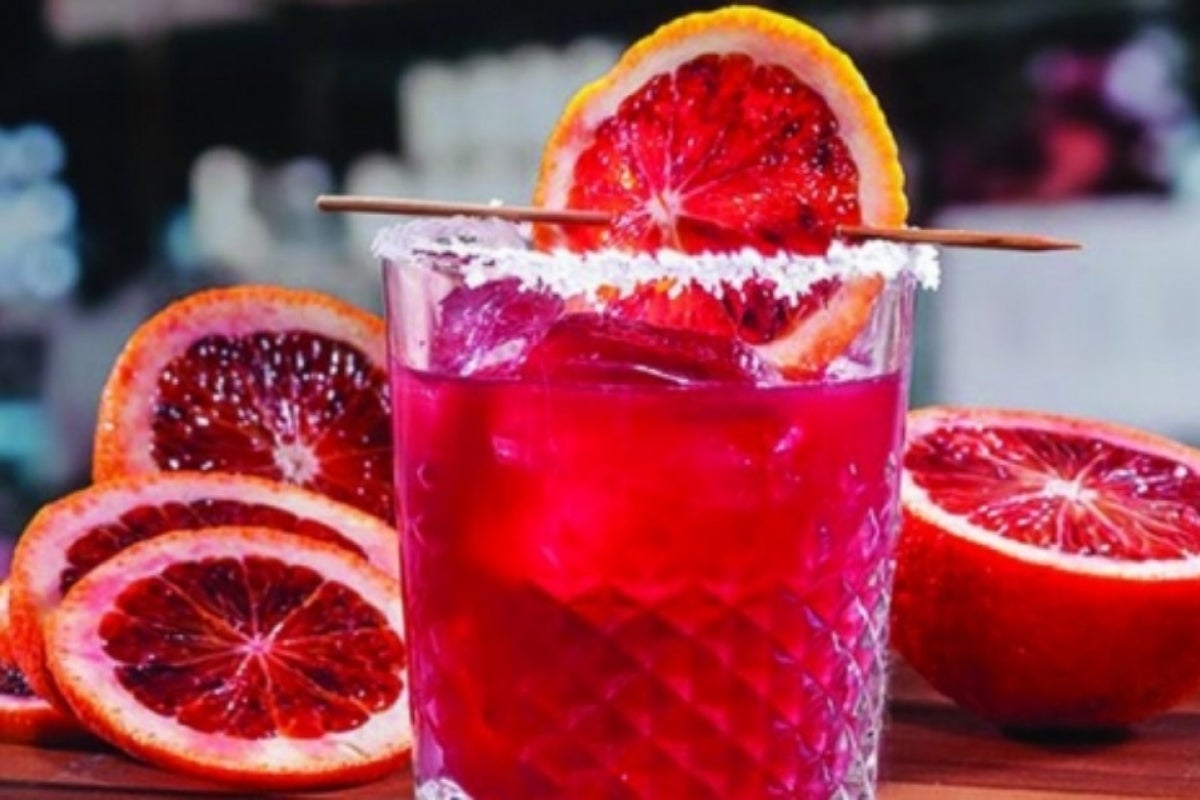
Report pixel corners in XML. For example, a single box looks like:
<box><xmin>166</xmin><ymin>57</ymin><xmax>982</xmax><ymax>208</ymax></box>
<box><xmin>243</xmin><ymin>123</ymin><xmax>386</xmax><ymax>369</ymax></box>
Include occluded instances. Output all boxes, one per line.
<box><xmin>1</xmin><ymin>0</ymin><xmax>1199</xmax><ymax>546</ymax></box>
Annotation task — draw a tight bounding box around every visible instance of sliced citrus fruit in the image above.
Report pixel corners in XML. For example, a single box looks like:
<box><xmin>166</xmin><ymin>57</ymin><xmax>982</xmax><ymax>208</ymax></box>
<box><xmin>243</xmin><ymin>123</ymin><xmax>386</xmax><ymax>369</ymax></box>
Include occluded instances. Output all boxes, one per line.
<box><xmin>45</xmin><ymin>526</ymin><xmax>409</xmax><ymax>789</ymax></box>
<box><xmin>532</xmin><ymin>6</ymin><xmax>907</xmax><ymax>375</ymax></box>
<box><xmin>93</xmin><ymin>286</ymin><xmax>393</xmax><ymax>521</ymax></box>
<box><xmin>9</xmin><ymin>472</ymin><xmax>398</xmax><ymax>709</ymax></box>
<box><xmin>894</xmin><ymin>406</ymin><xmax>1200</xmax><ymax>729</ymax></box>
<box><xmin>0</xmin><ymin>581</ymin><xmax>85</xmax><ymax>744</ymax></box>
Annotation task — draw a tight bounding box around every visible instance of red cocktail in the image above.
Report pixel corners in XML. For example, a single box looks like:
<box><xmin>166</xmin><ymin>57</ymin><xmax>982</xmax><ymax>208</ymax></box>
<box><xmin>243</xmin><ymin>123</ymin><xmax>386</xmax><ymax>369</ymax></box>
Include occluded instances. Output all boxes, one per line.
<box><xmin>380</xmin><ymin>220</ymin><xmax>931</xmax><ymax>798</ymax></box>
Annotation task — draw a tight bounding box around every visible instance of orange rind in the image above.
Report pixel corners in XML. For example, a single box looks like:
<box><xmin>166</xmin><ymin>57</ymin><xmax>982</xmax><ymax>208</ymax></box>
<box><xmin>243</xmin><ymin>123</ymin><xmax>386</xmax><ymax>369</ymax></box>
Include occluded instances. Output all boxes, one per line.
<box><xmin>532</xmin><ymin>6</ymin><xmax>908</xmax><ymax>375</ymax></box>
<box><xmin>93</xmin><ymin>285</ymin><xmax>393</xmax><ymax>520</ymax></box>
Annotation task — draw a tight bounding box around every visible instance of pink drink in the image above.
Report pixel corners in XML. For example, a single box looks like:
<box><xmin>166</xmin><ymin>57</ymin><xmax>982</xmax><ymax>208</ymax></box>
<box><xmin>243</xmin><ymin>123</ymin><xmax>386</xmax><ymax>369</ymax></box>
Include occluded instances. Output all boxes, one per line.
<box><xmin>380</xmin><ymin>223</ymin><xmax>923</xmax><ymax>798</ymax></box>
<box><xmin>397</xmin><ymin>370</ymin><xmax>902</xmax><ymax>798</ymax></box>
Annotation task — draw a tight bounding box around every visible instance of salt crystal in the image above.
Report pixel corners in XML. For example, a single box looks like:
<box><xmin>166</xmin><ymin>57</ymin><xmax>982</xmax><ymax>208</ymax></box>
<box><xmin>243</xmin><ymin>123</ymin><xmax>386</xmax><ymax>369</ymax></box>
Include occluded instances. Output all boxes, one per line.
<box><xmin>373</xmin><ymin>220</ymin><xmax>940</xmax><ymax>303</ymax></box>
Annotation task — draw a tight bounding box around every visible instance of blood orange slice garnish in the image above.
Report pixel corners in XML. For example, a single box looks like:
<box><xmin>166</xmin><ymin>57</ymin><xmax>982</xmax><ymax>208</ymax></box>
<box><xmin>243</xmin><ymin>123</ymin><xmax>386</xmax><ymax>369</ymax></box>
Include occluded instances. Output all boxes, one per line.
<box><xmin>93</xmin><ymin>286</ymin><xmax>393</xmax><ymax>521</ymax></box>
<box><xmin>45</xmin><ymin>527</ymin><xmax>409</xmax><ymax>789</ymax></box>
<box><xmin>533</xmin><ymin>6</ymin><xmax>907</xmax><ymax>375</ymax></box>
<box><xmin>9</xmin><ymin>472</ymin><xmax>398</xmax><ymax>709</ymax></box>
<box><xmin>894</xmin><ymin>407</ymin><xmax>1200</xmax><ymax>729</ymax></box>
<box><xmin>0</xmin><ymin>581</ymin><xmax>85</xmax><ymax>745</ymax></box>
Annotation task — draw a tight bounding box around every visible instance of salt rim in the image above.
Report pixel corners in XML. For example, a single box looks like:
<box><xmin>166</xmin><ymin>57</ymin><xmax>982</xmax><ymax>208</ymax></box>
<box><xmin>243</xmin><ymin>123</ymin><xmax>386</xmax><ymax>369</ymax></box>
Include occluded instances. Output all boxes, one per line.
<box><xmin>372</xmin><ymin>224</ymin><xmax>940</xmax><ymax>301</ymax></box>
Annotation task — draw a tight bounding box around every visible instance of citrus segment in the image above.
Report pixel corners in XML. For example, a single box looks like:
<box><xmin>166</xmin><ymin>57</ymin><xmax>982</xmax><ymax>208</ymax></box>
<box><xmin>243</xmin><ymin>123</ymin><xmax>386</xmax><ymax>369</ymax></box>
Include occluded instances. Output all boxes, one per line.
<box><xmin>532</xmin><ymin>5</ymin><xmax>907</xmax><ymax>375</ymax></box>
<box><xmin>906</xmin><ymin>416</ymin><xmax>1200</xmax><ymax>560</ymax></box>
<box><xmin>93</xmin><ymin>286</ymin><xmax>393</xmax><ymax>521</ymax></box>
<box><xmin>534</xmin><ymin>6</ymin><xmax>906</xmax><ymax>252</ymax></box>
<box><xmin>9</xmin><ymin>472</ymin><xmax>398</xmax><ymax>709</ymax></box>
<box><xmin>551</xmin><ymin>52</ymin><xmax>861</xmax><ymax>254</ymax></box>
<box><xmin>0</xmin><ymin>582</ymin><xmax>85</xmax><ymax>744</ymax></box>
<box><xmin>45</xmin><ymin>527</ymin><xmax>409</xmax><ymax>789</ymax></box>
<box><xmin>894</xmin><ymin>407</ymin><xmax>1200</xmax><ymax>729</ymax></box>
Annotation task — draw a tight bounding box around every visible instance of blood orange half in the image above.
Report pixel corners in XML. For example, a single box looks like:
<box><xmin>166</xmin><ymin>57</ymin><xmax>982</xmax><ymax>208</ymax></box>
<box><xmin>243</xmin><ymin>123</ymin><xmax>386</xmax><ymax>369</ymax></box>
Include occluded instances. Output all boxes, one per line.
<box><xmin>93</xmin><ymin>286</ymin><xmax>393</xmax><ymax>521</ymax></box>
<box><xmin>0</xmin><ymin>582</ymin><xmax>84</xmax><ymax>745</ymax></box>
<box><xmin>9</xmin><ymin>472</ymin><xmax>398</xmax><ymax>709</ymax></box>
<box><xmin>894</xmin><ymin>407</ymin><xmax>1200</xmax><ymax>729</ymax></box>
<box><xmin>533</xmin><ymin>6</ymin><xmax>907</xmax><ymax>375</ymax></box>
<box><xmin>45</xmin><ymin>526</ymin><xmax>409</xmax><ymax>789</ymax></box>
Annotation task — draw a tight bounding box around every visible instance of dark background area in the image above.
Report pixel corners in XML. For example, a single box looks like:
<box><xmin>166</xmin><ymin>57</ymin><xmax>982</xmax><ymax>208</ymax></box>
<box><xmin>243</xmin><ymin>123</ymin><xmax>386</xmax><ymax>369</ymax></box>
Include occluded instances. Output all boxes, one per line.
<box><xmin>3</xmin><ymin>0</ymin><xmax>1193</xmax><ymax>301</ymax></box>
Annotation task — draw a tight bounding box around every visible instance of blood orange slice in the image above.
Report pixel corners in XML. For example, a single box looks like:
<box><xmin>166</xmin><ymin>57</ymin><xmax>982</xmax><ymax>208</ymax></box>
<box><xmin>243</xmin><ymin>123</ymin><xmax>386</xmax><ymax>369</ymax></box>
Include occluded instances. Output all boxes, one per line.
<box><xmin>93</xmin><ymin>286</ymin><xmax>393</xmax><ymax>521</ymax></box>
<box><xmin>45</xmin><ymin>527</ymin><xmax>408</xmax><ymax>789</ymax></box>
<box><xmin>533</xmin><ymin>6</ymin><xmax>907</xmax><ymax>375</ymax></box>
<box><xmin>894</xmin><ymin>407</ymin><xmax>1200</xmax><ymax>729</ymax></box>
<box><xmin>9</xmin><ymin>472</ymin><xmax>398</xmax><ymax>709</ymax></box>
<box><xmin>0</xmin><ymin>581</ymin><xmax>85</xmax><ymax>744</ymax></box>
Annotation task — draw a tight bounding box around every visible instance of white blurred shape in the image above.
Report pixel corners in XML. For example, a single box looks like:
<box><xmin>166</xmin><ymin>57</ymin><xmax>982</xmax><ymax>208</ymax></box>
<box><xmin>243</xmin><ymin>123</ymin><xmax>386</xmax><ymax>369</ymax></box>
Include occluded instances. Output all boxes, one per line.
<box><xmin>17</xmin><ymin>182</ymin><xmax>75</xmax><ymax>238</ymax></box>
<box><xmin>0</xmin><ymin>182</ymin><xmax>76</xmax><ymax>250</ymax></box>
<box><xmin>190</xmin><ymin>147</ymin><xmax>272</xmax><ymax>274</ymax></box>
<box><xmin>346</xmin><ymin>152</ymin><xmax>412</xmax><ymax>198</ymax></box>
<box><xmin>47</xmin><ymin>0</ymin><xmax>259</xmax><ymax>43</ymax></box>
<box><xmin>929</xmin><ymin>199</ymin><xmax>1200</xmax><ymax>440</ymax></box>
<box><xmin>345</xmin><ymin>153</ymin><xmax>421</xmax><ymax>261</ymax></box>
<box><xmin>1104</xmin><ymin>27</ymin><xmax>1189</xmax><ymax>125</ymax></box>
<box><xmin>275</xmin><ymin>157</ymin><xmax>335</xmax><ymax>217</ymax></box>
<box><xmin>18</xmin><ymin>241</ymin><xmax>79</xmax><ymax>301</ymax></box>
<box><xmin>1178</xmin><ymin>144</ymin><xmax>1200</xmax><ymax>201</ymax></box>
<box><xmin>554</xmin><ymin>38</ymin><xmax>621</xmax><ymax>123</ymax></box>
<box><xmin>417</xmin><ymin>164</ymin><xmax>485</xmax><ymax>204</ymax></box>
<box><xmin>10</xmin><ymin>125</ymin><xmax>66</xmax><ymax>181</ymax></box>
<box><xmin>564</xmin><ymin>37</ymin><xmax>621</xmax><ymax>83</ymax></box>
<box><xmin>1149</xmin><ymin>119</ymin><xmax>1200</xmax><ymax>188</ymax></box>
<box><xmin>507</xmin><ymin>42</ymin><xmax>575</xmax><ymax>178</ymax></box>
<box><xmin>401</xmin><ymin>61</ymin><xmax>466</xmax><ymax>168</ymax></box>
<box><xmin>508</xmin><ymin>42</ymin><xmax>561</xmax><ymax>138</ymax></box>
<box><xmin>191</xmin><ymin>146</ymin><xmax>255</xmax><ymax>208</ymax></box>
<box><xmin>468</xmin><ymin>159</ymin><xmax>534</xmax><ymax>206</ymax></box>
<box><xmin>461</xmin><ymin>53</ymin><xmax>513</xmax><ymax>151</ymax></box>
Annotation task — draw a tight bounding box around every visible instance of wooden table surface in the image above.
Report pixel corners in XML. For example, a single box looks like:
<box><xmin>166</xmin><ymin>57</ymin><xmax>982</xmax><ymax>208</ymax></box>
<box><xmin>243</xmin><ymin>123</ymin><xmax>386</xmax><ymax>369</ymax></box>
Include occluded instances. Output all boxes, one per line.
<box><xmin>2</xmin><ymin>663</ymin><xmax>1196</xmax><ymax>799</ymax></box>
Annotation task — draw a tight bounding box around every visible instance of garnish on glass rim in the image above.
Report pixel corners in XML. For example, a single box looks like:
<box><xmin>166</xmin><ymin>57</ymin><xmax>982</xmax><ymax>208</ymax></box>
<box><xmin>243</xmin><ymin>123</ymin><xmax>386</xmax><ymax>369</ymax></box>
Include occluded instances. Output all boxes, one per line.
<box><xmin>316</xmin><ymin>194</ymin><xmax>1082</xmax><ymax>253</ymax></box>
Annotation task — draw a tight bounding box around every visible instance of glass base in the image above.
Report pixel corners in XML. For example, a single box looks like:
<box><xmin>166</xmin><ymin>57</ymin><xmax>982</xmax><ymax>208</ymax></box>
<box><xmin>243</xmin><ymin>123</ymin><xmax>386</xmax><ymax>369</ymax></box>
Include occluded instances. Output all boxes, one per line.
<box><xmin>416</xmin><ymin>779</ymin><xmax>879</xmax><ymax>800</ymax></box>
<box><xmin>410</xmin><ymin>574</ymin><xmax>891</xmax><ymax>799</ymax></box>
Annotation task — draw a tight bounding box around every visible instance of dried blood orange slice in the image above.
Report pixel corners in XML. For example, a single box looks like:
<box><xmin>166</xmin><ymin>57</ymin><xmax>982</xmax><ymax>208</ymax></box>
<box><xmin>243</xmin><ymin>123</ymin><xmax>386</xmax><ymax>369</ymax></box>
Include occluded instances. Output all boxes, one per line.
<box><xmin>0</xmin><ymin>582</ymin><xmax>85</xmax><ymax>744</ymax></box>
<box><xmin>45</xmin><ymin>527</ymin><xmax>409</xmax><ymax>789</ymax></box>
<box><xmin>533</xmin><ymin>6</ymin><xmax>907</xmax><ymax>374</ymax></box>
<box><xmin>9</xmin><ymin>472</ymin><xmax>399</xmax><ymax>708</ymax></box>
<box><xmin>93</xmin><ymin>286</ymin><xmax>393</xmax><ymax>521</ymax></box>
<box><xmin>894</xmin><ymin>407</ymin><xmax>1200</xmax><ymax>729</ymax></box>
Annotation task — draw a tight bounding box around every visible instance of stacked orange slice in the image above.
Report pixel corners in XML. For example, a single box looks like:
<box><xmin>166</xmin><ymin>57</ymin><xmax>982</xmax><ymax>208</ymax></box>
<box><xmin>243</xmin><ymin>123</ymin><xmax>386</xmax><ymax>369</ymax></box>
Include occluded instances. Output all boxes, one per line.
<box><xmin>533</xmin><ymin>6</ymin><xmax>908</xmax><ymax>374</ymax></box>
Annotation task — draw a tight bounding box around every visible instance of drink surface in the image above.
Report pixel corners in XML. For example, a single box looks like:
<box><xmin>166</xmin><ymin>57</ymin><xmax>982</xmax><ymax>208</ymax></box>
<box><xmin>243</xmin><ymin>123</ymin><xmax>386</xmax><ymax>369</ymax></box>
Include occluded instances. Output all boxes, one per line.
<box><xmin>395</xmin><ymin>365</ymin><xmax>904</xmax><ymax>798</ymax></box>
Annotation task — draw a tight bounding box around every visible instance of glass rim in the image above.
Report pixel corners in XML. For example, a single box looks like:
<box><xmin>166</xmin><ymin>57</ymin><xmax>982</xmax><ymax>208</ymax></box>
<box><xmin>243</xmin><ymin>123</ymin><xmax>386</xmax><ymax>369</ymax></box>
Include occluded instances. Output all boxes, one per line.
<box><xmin>373</xmin><ymin>220</ymin><xmax>940</xmax><ymax>303</ymax></box>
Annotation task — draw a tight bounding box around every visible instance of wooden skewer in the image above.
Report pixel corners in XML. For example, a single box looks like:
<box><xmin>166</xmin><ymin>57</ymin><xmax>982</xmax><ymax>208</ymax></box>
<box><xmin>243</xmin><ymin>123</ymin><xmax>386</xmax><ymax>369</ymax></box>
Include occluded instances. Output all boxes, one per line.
<box><xmin>317</xmin><ymin>195</ymin><xmax>609</xmax><ymax>226</ymax></box>
<box><xmin>316</xmin><ymin>194</ymin><xmax>1081</xmax><ymax>252</ymax></box>
<box><xmin>837</xmin><ymin>224</ymin><xmax>1079</xmax><ymax>252</ymax></box>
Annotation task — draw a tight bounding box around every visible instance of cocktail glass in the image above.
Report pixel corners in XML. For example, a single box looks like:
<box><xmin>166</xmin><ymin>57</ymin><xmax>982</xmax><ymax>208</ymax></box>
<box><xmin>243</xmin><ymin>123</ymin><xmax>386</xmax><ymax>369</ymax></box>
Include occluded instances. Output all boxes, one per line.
<box><xmin>378</xmin><ymin>219</ymin><xmax>931</xmax><ymax>799</ymax></box>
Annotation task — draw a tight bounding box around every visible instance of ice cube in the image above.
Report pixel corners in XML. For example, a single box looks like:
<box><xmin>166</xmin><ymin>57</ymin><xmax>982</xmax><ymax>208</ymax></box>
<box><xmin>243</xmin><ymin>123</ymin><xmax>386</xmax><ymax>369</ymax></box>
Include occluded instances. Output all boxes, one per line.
<box><xmin>432</xmin><ymin>278</ymin><xmax>564</xmax><ymax>377</ymax></box>
<box><xmin>376</xmin><ymin>216</ymin><xmax>528</xmax><ymax>284</ymax></box>
<box><xmin>520</xmin><ymin>313</ymin><xmax>776</xmax><ymax>386</ymax></box>
<box><xmin>390</xmin><ymin>215</ymin><xmax>527</xmax><ymax>251</ymax></box>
